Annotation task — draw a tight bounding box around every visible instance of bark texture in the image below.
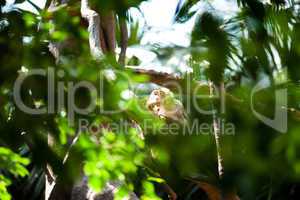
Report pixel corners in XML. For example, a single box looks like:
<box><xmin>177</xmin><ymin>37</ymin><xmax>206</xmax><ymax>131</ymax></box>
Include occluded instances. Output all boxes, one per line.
<box><xmin>80</xmin><ymin>0</ymin><xmax>103</xmax><ymax>58</ymax></box>
<box><xmin>118</xmin><ymin>18</ymin><xmax>128</xmax><ymax>66</ymax></box>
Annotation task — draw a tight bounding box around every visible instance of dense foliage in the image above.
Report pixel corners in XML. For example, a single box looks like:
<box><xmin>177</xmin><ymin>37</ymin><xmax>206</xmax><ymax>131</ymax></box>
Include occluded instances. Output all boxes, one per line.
<box><xmin>1</xmin><ymin>0</ymin><xmax>300</xmax><ymax>199</ymax></box>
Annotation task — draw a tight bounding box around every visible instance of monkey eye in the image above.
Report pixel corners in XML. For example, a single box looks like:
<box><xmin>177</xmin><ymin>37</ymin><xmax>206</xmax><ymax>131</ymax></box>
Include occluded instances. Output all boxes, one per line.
<box><xmin>154</xmin><ymin>91</ymin><xmax>159</xmax><ymax>95</ymax></box>
<box><xmin>148</xmin><ymin>104</ymin><xmax>154</xmax><ymax>110</ymax></box>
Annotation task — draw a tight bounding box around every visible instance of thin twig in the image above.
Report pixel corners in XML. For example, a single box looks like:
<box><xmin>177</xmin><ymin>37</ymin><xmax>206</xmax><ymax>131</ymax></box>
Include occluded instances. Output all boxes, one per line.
<box><xmin>209</xmin><ymin>81</ymin><xmax>224</xmax><ymax>178</ymax></box>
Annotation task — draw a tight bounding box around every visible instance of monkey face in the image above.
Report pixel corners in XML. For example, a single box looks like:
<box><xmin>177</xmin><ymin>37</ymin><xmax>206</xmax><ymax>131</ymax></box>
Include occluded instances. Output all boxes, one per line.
<box><xmin>147</xmin><ymin>90</ymin><xmax>160</xmax><ymax>110</ymax></box>
<box><xmin>147</xmin><ymin>88</ymin><xmax>176</xmax><ymax>117</ymax></box>
<box><xmin>147</xmin><ymin>88</ymin><xmax>170</xmax><ymax>110</ymax></box>
<box><xmin>147</xmin><ymin>88</ymin><xmax>186</xmax><ymax>122</ymax></box>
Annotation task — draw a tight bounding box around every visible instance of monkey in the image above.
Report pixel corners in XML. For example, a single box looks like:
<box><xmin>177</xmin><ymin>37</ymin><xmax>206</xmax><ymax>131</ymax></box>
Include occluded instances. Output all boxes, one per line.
<box><xmin>146</xmin><ymin>87</ymin><xmax>187</xmax><ymax>122</ymax></box>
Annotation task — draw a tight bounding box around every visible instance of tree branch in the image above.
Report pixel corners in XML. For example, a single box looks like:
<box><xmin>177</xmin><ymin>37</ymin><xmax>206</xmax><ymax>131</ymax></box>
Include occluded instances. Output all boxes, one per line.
<box><xmin>118</xmin><ymin>18</ymin><xmax>128</xmax><ymax>66</ymax></box>
<box><xmin>126</xmin><ymin>66</ymin><xmax>181</xmax><ymax>87</ymax></box>
<box><xmin>80</xmin><ymin>0</ymin><xmax>103</xmax><ymax>59</ymax></box>
<box><xmin>100</xmin><ymin>11</ymin><xmax>116</xmax><ymax>55</ymax></box>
